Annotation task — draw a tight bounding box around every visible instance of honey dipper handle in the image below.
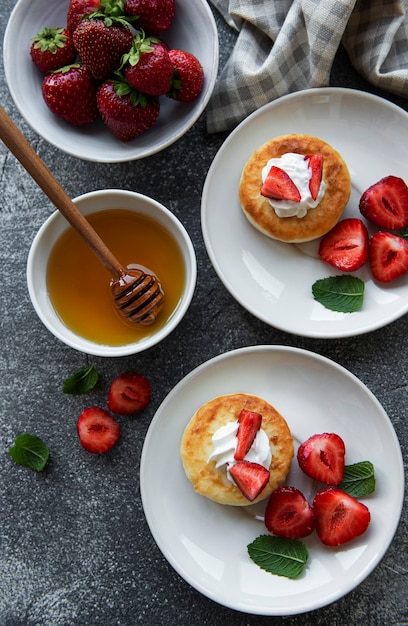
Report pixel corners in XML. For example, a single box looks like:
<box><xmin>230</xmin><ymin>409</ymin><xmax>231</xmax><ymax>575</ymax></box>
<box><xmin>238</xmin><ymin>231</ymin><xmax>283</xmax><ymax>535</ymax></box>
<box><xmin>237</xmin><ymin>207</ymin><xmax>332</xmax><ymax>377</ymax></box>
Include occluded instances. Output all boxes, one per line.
<box><xmin>0</xmin><ymin>106</ymin><xmax>124</xmax><ymax>280</ymax></box>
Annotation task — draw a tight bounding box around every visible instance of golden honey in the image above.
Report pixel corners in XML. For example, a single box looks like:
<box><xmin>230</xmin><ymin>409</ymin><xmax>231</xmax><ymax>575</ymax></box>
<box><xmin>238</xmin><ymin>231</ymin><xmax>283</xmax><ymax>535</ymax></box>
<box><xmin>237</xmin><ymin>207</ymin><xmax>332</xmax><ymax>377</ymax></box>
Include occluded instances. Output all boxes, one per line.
<box><xmin>46</xmin><ymin>208</ymin><xmax>186</xmax><ymax>345</ymax></box>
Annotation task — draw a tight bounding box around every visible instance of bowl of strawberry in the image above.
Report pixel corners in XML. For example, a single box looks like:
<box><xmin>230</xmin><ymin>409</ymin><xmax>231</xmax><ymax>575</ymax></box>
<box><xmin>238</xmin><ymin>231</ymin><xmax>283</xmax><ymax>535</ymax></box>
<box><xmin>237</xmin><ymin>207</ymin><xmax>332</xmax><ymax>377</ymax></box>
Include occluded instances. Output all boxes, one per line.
<box><xmin>4</xmin><ymin>0</ymin><xmax>219</xmax><ymax>162</ymax></box>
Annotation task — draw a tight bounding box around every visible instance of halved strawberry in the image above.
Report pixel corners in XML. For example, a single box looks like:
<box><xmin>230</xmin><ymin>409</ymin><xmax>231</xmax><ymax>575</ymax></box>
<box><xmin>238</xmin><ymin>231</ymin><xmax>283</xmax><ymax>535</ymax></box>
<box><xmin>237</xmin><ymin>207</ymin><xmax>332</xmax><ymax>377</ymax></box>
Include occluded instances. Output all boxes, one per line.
<box><xmin>313</xmin><ymin>488</ymin><xmax>371</xmax><ymax>546</ymax></box>
<box><xmin>318</xmin><ymin>218</ymin><xmax>369</xmax><ymax>272</ymax></box>
<box><xmin>107</xmin><ymin>371</ymin><xmax>151</xmax><ymax>415</ymax></box>
<box><xmin>77</xmin><ymin>406</ymin><xmax>120</xmax><ymax>454</ymax></box>
<box><xmin>359</xmin><ymin>175</ymin><xmax>408</xmax><ymax>230</ymax></box>
<box><xmin>261</xmin><ymin>166</ymin><xmax>301</xmax><ymax>202</ymax></box>
<box><xmin>305</xmin><ymin>154</ymin><xmax>323</xmax><ymax>201</ymax></box>
<box><xmin>369</xmin><ymin>231</ymin><xmax>408</xmax><ymax>282</ymax></box>
<box><xmin>234</xmin><ymin>409</ymin><xmax>262</xmax><ymax>461</ymax></box>
<box><xmin>229</xmin><ymin>460</ymin><xmax>270</xmax><ymax>502</ymax></box>
<box><xmin>297</xmin><ymin>433</ymin><xmax>345</xmax><ymax>486</ymax></box>
<box><xmin>264</xmin><ymin>486</ymin><xmax>315</xmax><ymax>539</ymax></box>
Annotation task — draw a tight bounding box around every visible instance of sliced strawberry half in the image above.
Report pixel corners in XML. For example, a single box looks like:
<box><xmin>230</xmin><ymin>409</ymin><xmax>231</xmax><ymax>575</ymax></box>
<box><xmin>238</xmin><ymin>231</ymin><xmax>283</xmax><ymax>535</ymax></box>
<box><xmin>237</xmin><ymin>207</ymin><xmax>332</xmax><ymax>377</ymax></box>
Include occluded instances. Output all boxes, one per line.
<box><xmin>77</xmin><ymin>406</ymin><xmax>120</xmax><ymax>454</ymax></box>
<box><xmin>297</xmin><ymin>432</ymin><xmax>345</xmax><ymax>486</ymax></box>
<box><xmin>305</xmin><ymin>154</ymin><xmax>323</xmax><ymax>201</ymax></box>
<box><xmin>261</xmin><ymin>166</ymin><xmax>301</xmax><ymax>202</ymax></box>
<box><xmin>318</xmin><ymin>218</ymin><xmax>369</xmax><ymax>272</ymax></box>
<box><xmin>313</xmin><ymin>488</ymin><xmax>371</xmax><ymax>546</ymax></box>
<box><xmin>229</xmin><ymin>460</ymin><xmax>270</xmax><ymax>502</ymax></box>
<box><xmin>369</xmin><ymin>231</ymin><xmax>408</xmax><ymax>282</ymax></box>
<box><xmin>264</xmin><ymin>486</ymin><xmax>315</xmax><ymax>539</ymax></box>
<box><xmin>107</xmin><ymin>371</ymin><xmax>151</xmax><ymax>415</ymax></box>
<box><xmin>234</xmin><ymin>409</ymin><xmax>262</xmax><ymax>461</ymax></box>
<box><xmin>359</xmin><ymin>175</ymin><xmax>408</xmax><ymax>230</ymax></box>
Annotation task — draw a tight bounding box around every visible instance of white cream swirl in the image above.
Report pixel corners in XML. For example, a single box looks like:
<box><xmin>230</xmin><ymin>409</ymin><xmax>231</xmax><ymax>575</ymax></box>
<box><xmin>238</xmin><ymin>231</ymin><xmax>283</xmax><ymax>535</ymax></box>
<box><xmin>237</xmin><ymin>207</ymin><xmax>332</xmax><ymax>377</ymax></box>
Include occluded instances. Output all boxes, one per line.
<box><xmin>208</xmin><ymin>420</ymin><xmax>272</xmax><ymax>483</ymax></box>
<box><xmin>262</xmin><ymin>152</ymin><xmax>326</xmax><ymax>218</ymax></box>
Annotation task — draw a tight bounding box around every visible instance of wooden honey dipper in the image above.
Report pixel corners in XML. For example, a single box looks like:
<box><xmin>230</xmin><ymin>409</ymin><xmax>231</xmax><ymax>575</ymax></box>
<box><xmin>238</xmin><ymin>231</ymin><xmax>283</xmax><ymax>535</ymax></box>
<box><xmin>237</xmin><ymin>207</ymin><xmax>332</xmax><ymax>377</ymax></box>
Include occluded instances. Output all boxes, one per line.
<box><xmin>0</xmin><ymin>106</ymin><xmax>164</xmax><ymax>326</ymax></box>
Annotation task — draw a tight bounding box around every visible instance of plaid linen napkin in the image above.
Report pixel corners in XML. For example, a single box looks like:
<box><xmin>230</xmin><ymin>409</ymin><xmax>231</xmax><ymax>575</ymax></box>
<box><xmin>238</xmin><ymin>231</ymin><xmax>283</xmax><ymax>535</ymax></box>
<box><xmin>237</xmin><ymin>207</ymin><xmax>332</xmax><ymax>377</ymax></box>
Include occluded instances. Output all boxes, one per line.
<box><xmin>207</xmin><ymin>0</ymin><xmax>408</xmax><ymax>133</ymax></box>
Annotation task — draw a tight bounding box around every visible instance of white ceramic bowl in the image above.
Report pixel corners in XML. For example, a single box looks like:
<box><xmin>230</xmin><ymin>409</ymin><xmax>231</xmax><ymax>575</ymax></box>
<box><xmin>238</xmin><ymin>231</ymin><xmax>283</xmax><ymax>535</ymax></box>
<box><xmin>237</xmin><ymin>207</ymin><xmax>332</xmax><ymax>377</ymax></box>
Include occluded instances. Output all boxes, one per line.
<box><xmin>27</xmin><ymin>190</ymin><xmax>197</xmax><ymax>356</ymax></box>
<box><xmin>3</xmin><ymin>0</ymin><xmax>219</xmax><ymax>162</ymax></box>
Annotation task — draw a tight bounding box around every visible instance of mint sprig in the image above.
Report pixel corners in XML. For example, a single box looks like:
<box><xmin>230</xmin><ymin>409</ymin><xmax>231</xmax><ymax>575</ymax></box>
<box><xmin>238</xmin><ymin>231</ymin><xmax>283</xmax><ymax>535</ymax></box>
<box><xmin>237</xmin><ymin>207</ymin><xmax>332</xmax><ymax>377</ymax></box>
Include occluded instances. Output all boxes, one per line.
<box><xmin>312</xmin><ymin>275</ymin><xmax>365</xmax><ymax>313</ymax></box>
<box><xmin>339</xmin><ymin>461</ymin><xmax>376</xmax><ymax>497</ymax></box>
<box><xmin>63</xmin><ymin>365</ymin><xmax>99</xmax><ymax>394</ymax></box>
<box><xmin>9</xmin><ymin>434</ymin><xmax>50</xmax><ymax>472</ymax></box>
<box><xmin>247</xmin><ymin>535</ymin><xmax>308</xmax><ymax>579</ymax></box>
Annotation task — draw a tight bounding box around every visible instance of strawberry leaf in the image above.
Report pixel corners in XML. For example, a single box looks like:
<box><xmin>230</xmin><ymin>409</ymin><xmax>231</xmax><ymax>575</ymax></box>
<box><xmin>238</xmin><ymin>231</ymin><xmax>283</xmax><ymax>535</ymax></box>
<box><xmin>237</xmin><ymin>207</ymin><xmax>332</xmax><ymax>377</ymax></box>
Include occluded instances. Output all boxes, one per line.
<box><xmin>9</xmin><ymin>434</ymin><xmax>50</xmax><ymax>472</ymax></box>
<box><xmin>91</xmin><ymin>0</ymin><xmax>138</xmax><ymax>26</ymax></box>
<box><xmin>312</xmin><ymin>275</ymin><xmax>365</xmax><ymax>313</ymax></box>
<box><xmin>247</xmin><ymin>535</ymin><xmax>308</xmax><ymax>579</ymax></box>
<box><xmin>338</xmin><ymin>461</ymin><xmax>376</xmax><ymax>498</ymax></box>
<box><xmin>63</xmin><ymin>365</ymin><xmax>99</xmax><ymax>394</ymax></box>
<box><xmin>401</xmin><ymin>226</ymin><xmax>408</xmax><ymax>241</ymax></box>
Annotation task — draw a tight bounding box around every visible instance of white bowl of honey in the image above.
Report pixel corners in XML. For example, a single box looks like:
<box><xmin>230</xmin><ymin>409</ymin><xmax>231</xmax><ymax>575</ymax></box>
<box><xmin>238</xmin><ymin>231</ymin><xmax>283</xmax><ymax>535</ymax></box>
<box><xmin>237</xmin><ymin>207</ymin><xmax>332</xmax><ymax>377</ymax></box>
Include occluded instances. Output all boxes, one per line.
<box><xmin>27</xmin><ymin>190</ymin><xmax>196</xmax><ymax>356</ymax></box>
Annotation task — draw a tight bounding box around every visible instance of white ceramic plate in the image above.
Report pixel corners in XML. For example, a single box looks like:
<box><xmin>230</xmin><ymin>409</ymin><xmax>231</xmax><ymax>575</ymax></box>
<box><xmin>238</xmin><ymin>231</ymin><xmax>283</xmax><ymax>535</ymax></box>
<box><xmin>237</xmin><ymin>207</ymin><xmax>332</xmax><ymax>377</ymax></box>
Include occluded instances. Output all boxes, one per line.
<box><xmin>201</xmin><ymin>88</ymin><xmax>408</xmax><ymax>338</ymax></box>
<box><xmin>3</xmin><ymin>0</ymin><xmax>218</xmax><ymax>162</ymax></box>
<box><xmin>140</xmin><ymin>345</ymin><xmax>404</xmax><ymax>616</ymax></box>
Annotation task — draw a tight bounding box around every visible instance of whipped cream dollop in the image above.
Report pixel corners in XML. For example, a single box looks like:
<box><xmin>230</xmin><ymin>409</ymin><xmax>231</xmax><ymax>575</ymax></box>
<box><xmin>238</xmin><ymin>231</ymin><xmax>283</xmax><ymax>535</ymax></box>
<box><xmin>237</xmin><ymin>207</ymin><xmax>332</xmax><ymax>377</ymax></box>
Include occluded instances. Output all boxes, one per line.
<box><xmin>262</xmin><ymin>152</ymin><xmax>326</xmax><ymax>218</ymax></box>
<box><xmin>208</xmin><ymin>420</ymin><xmax>272</xmax><ymax>484</ymax></box>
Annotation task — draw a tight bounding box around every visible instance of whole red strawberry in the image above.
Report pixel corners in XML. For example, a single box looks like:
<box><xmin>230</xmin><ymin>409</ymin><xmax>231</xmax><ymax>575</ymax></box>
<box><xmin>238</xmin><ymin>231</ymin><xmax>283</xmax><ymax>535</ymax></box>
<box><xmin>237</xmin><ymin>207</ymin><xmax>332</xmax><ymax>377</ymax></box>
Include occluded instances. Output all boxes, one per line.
<box><xmin>167</xmin><ymin>49</ymin><xmax>204</xmax><ymax>102</ymax></box>
<box><xmin>41</xmin><ymin>64</ymin><xmax>99</xmax><ymax>126</ymax></box>
<box><xmin>67</xmin><ymin>0</ymin><xmax>101</xmax><ymax>34</ymax></box>
<box><xmin>121</xmin><ymin>33</ymin><xmax>173</xmax><ymax>96</ymax></box>
<box><xmin>124</xmin><ymin>0</ymin><xmax>175</xmax><ymax>34</ymax></box>
<box><xmin>97</xmin><ymin>73</ymin><xmax>160</xmax><ymax>141</ymax></box>
<box><xmin>73</xmin><ymin>14</ymin><xmax>134</xmax><ymax>80</ymax></box>
<box><xmin>30</xmin><ymin>27</ymin><xmax>77</xmax><ymax>73</ymax></box>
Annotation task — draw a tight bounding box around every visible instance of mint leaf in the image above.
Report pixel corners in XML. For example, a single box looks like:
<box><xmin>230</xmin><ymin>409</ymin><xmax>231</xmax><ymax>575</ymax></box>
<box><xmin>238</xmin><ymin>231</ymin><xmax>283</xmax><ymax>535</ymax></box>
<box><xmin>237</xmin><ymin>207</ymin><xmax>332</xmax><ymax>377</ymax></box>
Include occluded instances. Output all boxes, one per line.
<box><xmin>312</xmin><ymin>275</ymin><xmax>365</xmax><ymax>313</ymax></box>
<box><xmin>401</xmin><ymin>226</ymin><xmax>408</xmax><ymax>241</ymax></box>
<box><xmin>339</xmin><ymin>461</ymin><xmax>375</xmax><ymax>497</ymax></box>
<box><xmin>63</xmin><ymin>365</ymin><xmax>99</xmax><ymax>394</ymax></box>
<box><xmin>9</xmin><ymin>434</ymin><xmax>49</xmax><ymax>472</ymax></box>
<box><xmin>247</xmin><ymin>535</ymin><xmax>308</xmax><ymax>579</ymax></box>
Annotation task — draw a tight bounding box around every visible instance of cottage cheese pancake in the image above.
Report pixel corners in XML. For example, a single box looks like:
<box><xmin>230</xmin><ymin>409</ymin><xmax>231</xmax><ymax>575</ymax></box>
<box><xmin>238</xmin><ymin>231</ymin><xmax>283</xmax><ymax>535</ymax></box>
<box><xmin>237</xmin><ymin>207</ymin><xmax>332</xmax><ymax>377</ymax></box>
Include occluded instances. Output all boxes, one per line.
<box><xmin>239</xmin><ymin>134</ymin><xmax>350</xmax><ymax>243</ymax></box>
<box><xmin>180</xmin><ymin>393</ymin><xmax>294</xmax><ymax>506</ymax></box>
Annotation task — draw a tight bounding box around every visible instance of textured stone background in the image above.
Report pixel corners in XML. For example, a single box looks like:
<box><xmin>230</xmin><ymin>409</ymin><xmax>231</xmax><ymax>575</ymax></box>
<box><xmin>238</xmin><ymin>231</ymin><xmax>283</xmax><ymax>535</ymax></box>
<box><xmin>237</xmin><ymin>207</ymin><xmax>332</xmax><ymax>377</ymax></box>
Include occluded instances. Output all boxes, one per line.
<box><xmin>1</xmin><ymin>2</ymin><xmax>407</xmax><ymax>625</ymax></box>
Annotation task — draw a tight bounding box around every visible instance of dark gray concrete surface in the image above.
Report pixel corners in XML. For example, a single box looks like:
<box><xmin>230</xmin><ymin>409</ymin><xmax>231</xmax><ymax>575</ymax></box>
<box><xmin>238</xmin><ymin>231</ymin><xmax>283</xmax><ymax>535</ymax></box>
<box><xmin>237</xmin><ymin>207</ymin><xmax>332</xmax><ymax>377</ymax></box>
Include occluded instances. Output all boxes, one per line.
<box><xmin>1</xmin><ymin>2</ymin><xmax>407</xmax><ymax>625</ymax></box>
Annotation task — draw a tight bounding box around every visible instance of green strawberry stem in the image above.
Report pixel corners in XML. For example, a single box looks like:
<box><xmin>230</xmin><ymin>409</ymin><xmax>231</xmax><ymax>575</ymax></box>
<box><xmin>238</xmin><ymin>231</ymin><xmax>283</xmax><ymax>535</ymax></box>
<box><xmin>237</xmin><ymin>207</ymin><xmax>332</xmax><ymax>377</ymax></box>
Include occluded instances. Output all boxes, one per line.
<box><xmin>120</xmin><ymin>31</ymin><xmax>159</xmax><ymax>68</ymax></box>
<box><xmin>89</xmin><ymin>0</ymin><xmax>138</xmax><ymax>27</ymax></box>
<box><xmin>32</xmin><ymin>27</ymin><xmax>69</xmax><ymax>53</ymax></box>
<box><xmin>111</xmin><ymin>71</ymin><xmax>150</xmax><ymax>107</ymax></box>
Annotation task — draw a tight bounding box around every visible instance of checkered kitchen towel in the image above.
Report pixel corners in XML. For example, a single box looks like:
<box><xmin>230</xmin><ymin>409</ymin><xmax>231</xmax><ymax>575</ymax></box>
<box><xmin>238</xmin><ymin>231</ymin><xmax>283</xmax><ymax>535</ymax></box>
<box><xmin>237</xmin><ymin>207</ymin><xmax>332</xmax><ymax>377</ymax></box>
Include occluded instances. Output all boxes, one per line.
<box><xmin>207</xmin><ymin>0</ymin><xmax>408</xmax><ymax>133</ymax></box>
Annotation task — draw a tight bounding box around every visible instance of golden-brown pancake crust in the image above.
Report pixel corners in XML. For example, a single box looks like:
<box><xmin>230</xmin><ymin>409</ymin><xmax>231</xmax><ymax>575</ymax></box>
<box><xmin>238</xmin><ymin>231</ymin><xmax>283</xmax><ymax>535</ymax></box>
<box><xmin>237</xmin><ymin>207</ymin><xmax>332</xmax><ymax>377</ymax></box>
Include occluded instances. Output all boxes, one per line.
<box><xmin>180</xmin><ymin>393</ymin><xmax>294</xmax><ymax>506</ymax></box>
<box><xmin>239</xmin><ymin>134</ymin><xmax>351</xmax><ymax>243</ymax></box>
